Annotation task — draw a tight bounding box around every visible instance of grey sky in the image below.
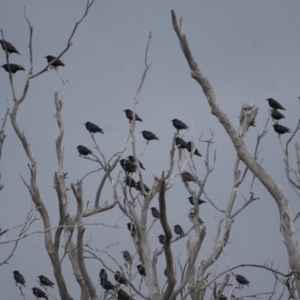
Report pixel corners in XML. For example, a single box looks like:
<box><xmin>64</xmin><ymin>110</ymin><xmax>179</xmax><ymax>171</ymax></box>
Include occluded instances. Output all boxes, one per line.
<box><xmin>1</xmin><ymin>1</ymin><xmax>300</xmax><ymax>299</ymax></box>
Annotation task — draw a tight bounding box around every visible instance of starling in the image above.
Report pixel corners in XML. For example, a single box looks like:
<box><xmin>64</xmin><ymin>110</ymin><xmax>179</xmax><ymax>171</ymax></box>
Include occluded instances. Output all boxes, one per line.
<box><xmin>114</xmin><ymin>271</ymin><xmax>128</xmax><ymax>285</ymax></box>
<box><xmin>271</xmin><ymin>109</ymin><xmax>285</xmax><ymax>121</ymax></box>
<box><xmin>85</xmin><ymin>122</ymin><xmax>104</xmax><ymax>134</ymax></box>
<box><xmin>174</xmin><ymin>224</ymin><xmax>184</xmax><ymax>236</ymax></box>
<box><xmin>272</xmin><ymin>124</ymin><xmax>291</xmax><ymax>135</ymax></box>
<box><xmin>158</xmin><ymin>234</ymin><xmax>165</xmax><ymax>244</ymax></box>
<box><xmin>187</xmin><ymin>142</ymin><xmax>202</xmax><ymax>157</ymax></box>
<box><xmin>99</xmin><ymin>269</ymin><xmax>108</xmax><ymax>283</ymax></box>
<box><xmin>1</xmin><ymin>64</ymin><xmax>25</xmax><ymax>73</ymax></box>
<box><xmin>175</xmin><ymin>137</ymin><xmax>188</xmax><ymax>149</ymax></box>
<box><xmin>136</xmin><ymin>265</ymin><xmax>146</xmax><ymax>276</ymax></box>
<box><xmin>136</xmin><ymin>181</ymin><xmax>150</xmax><ymax>193</ymax></box>
<box><xmin>150</xmin><ymin>207</ymin><xmax>160</xmax><ymax>219</ymax></box>
<box><xmin>13</xmin><ymin>270</ymin><xmax>25</xmax><ymax>287</ymax></box>
<box><xmin>219</xmin><ymin>295</ymin><xmax>227</xmax><ymax>300</ymax></box>
<box><xmin>172</xmin><ymin>119</ymin><xmax>188</xmax><ymax>130</ymax></box>
<box><xmin>127</xmin><ymin>222</ymin><xmax>135</xmax><ymax>234</ymax></box>
<box><xmin>122</xmin><ymin>250</ymin><xmax>132</xmax><ymax>265</ymax></box>
<box><xmin>124</xmin><ymin>109</ymin><xmax>142</xmax><ymax>122</ymax></box>
<box><xmin>125</xmin><ymin>176</ymin><xmax>137</xmax><ymax>189</ymax></box>
<box><xmin>235</xmin><ymin>274</ymin><xmax>250</xmax><ymax>286</ymax></box>
<box><xmin>141</xmin><ymin>130</ymin><xmax>159</xmax><ymax>141</ymax></box>
<box><xmin>120</xmin><ymin>159</ymin><xmax>137</xmax><ymax>173</ymax></box>
<box><xmin>101</xmin><ymin>279</ymin><xmax>115</xmax><ymax>290</ymax></box>
<box><xmin>266</xmin><ymin>98</ymin><xmax>286</xmax><ymax>110</ymax></box>
<box><xmin>0</xmin><ymin>40</ymin><xmax>20</xmax><ymax>55</ymax></box>
<box><xmin>45</xmin><ymin>55</ymin><xmax>65</xmax><ymax>67</ymax></box>
<box><xmin>38</xmin><ymin>275</ymin><xmax>54</xmax><ymax>288</ymax></box>
<box><xmin>32</xmin><ymin>287</ymin><xmax>48</xmax><ymax>300</ymax></box>
<box><xmin>77</xmin><ymin>145</ymin><xmax>92</xmax><ymax>156</ymax></box>
<box><xmin>118</xmin><ymin>289</ymin><xmax>134</xmax><ymax>300</ymax></box>
<box><xmin>181</xmin><ymin>171</ymin><xmax>196</xmax><ymax>182</ymax></box>
<box><xmin>188</xmin><ymin>196</ymin><xmax>206</xmax><ymax>206</ymax></box>
<box><xmin>127</xmin><ymin>155</ymin><xmax>145</xmax><ymax>170</ymax></box>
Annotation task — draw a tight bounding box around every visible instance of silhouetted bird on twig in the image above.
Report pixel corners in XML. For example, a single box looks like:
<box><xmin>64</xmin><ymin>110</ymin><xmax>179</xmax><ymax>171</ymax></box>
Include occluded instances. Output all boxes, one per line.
<box><xmin>272</xmin><ymin>124</ymin><xmax>291</xmax><ymax>135</ymax></box>
<box><xmin>125</xmin><ymin>176</ymin><xmax>137</xmax><ymax>189</ymax></box>
<box><xmin>77</xmin><ymin>145</ymin><xmax>92</xmax><ymax>156</ymax></box>
<box><xmin>114</xmin><ymin>271</ymin><xmax>128</xmax><ymax>285</ymax></box>
<box><xmin>124</xmin><ymin>109</ymin><xmax>143</xmax><ymax>122</ymax></box>
<box><xmin>136</xmin><ymin>265</ymin><xmax>146</xmax><ymax>276</ymax></box>
<box><xmin>136</xmin><ymin>181</ymin><xmax>150</xmax><ymax>193</ymax></box>
<box><xmin>158</xmin><ymin>234</ymin><xmax>165</xmax><ymax>244</ymax></box>
<box><xmin>99</xmin><ymin>269</ymin><xmax>108</xmax><ymax>282</ymax></box>
<box><xmin>122</xmin><ymin>250</ymin><xmax>132</xmax><ymax>265</ymax></box>
<box><xmin>127</xmin><ymin>222</ymin><xmax>135</xmax><ymax>234</ymax></box>
<box><xmin>174</xmin><ymin>224</ymin><xmax>184</xmax><ymax>236</ymax></box>
<box><xmin>188</xmin><ymin>196</ymin><xmax>206</xmax><ymax>206</ymax></box>
<box><xmin>2</xmin><ymin>64</ymin><xmax>25</xmax><ymax>73</ymax></box>
<box><xmin>271</xmin><ymin>109</ymin><xmax>285</xmax><ymax>122</ymax></box>
<box><xmin>187</xmin><ymin>142</ymin><xmax>202</xmax><ymax>157</ymax></box>
<box><xmin>127</xmin><ymin>155</ymin><xmax>145</xmax><ymax>170</ymax></box>
<box><xmin>32</xmin><ymin>287</ymin><xmax>48</xmax><ymax>299</ymax></box>
<box><xmin>181</xmin><ymin>171</ymin><xmax>196</xmax><ymax>182</ymax></box>
<box><xmin>219</xmin><ymin>295</ymin><xmax>227</xmax><ymax>300</ymax></box>
<box><xmin>120</xmin><ymin>159</ymin><xmax>137</xmax><ymax>173</ymax></box>
<box><xmin>175</xmin><ymin>137</ymin><xmax>188</xmax><ymax>149</ymax></box>
<box><xmin>172</xmin><ymin>119</ymin><xmax>188</xmax><ymax>130</ymax></box>
<box><xmin>0</xmin><ymin>40</ymin><xmax>20</xmax><ymax>54</ymax></box>
<box><xmin>118</xmin><ymin>288</ymin><xmax>134</xmax><ymax>300</ymax></box>
<box><xmin>266</xmin><ymin>98</ymin><xmax>286</xmax><ymax>110</ymax></box>
<box><xmin>13</xmin><ymin>270</ymin><xmax>25</xmax><ymax>287</ymax></box>
<box><xmin>141</xmin><ymin>130</ymin><xmax>159</xmax><ymax>141</ymax></box>
<box><xmin>101</xmin><ymin>279</ymin><xmax>115</xmax><ymax>290</ymax></box>
<box><xmin>38</xmin><ymin>275</ymin><xmax>54</xmax><ymax>288</ymax></box>
<box><xmin>85</xmin><ymin>122</ymin><xmax>104</xmax><ymax>134</ymax></box>
<box><xmin>45</xmin><ymin>55</ymin><xmax>65</xmax><ymax>67</ymax></box>
<box><xmin>150</xmin><ymin>207</ymin><xmax>160</xmax><ymax>219</ymax></box>
<box><xmin>235</xmin><ymin>274</ymin><xmax>250</xmax><ymax>286</ymax></box>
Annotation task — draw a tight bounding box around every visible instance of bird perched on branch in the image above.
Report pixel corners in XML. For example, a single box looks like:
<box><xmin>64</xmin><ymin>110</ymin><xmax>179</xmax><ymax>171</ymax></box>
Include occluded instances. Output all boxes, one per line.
<box><xmin>114</xmin><ymin>271</ymin><xmax>128</xmax><ymax>285</ymax></box>
<box><xmin>266</xmin><ymin>98</ymin><xmax>286</xmax><ymax>110</ymax></box>
<box><xmin>127</xmin><ymin>222</ymin><xmax>135</xmax><ymax>234</ymax></box>
<box><xmin>99</xmin><ymin>269</ymin><xmax>108</xmax><ymax>283</ymax></box>
<box><xmin>45</xmin><ymin>55</ymin><xmax>65</xmax><ymax>67</ymax></box>
<box><xmin>101</xmin><ymin>279</ymin><xmax>115</xmax><ymax>290</ymax></box>
<box><xmin>158</xmin><ymin>234</ymin><xmax>165</xmax><ymax>244</ymax></box>
<box><xmin>272</xmin><ymin>124</ymin><xmax>291</xmax><ymax>135</ymax></box>
<box><xmin>77</xmin><ymin>145</ymin><xmax>92</xmax><ymax>156</ymax></box>
<box><xmin>85</xmin><ymin>122</ymin><xmax>104</xmax><ymax>134</ymax></box>
<box><xmin>150</xmin><ymin>207</ymin><xmax>160</xmax><ymax>219</ymax></box>
<box><xmin>181</xmin><ymin>171</ymin><xmax>196</xmax><ymax>182</ymax></box>
<box><xmin>188</xmin><ymin>196</ymin><xmax>206</xmax><ymax>206</ymax></box>
<box><xmin>141</xmin><ymin>130</ymin><xmax>159</xmax><ymax>141</ymax></box>
<box><xmin>127</xmin><ymin>155</ymin><xmax>145</xmax><ymax>170</ymax></box>
<box><xmin>175</xmin><ymin>137</ymin><xmax>188</xmax><ymax>149</ymax></box>
<box><xmin>124</xmin><ymin>109</ymin><xmax>143</xmax><ymax>122</ymax></box>
<box><xmin>174</xmin><ymin>224</ymin><xmax>184</xmax><ymax>236</ymax></box>
<box><xmin>38</xmin><ymin>275</ymin><xmax>54</xmax><ymax>288</ymax></box>
<box><xmin>32</xmin><ymin>287</ymin><xmax>48</xmax><ymax>300</ymax></box>
<box><xmin>136</xmin><ymin>265</ymin><xmax>146</xmax><ymax>276</ymax></box>
<box><xmin>0</xmin><ymin>40</ymin><xmax>20</xmax><ymax>54</ymax></box>
<box><xmin>125</xmin><ymin>176</ymin><xmax>137</xmax><ymax>189</ymax></box>
<box><xmin>187</xmin><ymin>142</ymin><xmax>202</xmax><ymax>157</ymax></box>
<box><xmin>118</xmin><ymin>288</ymin><xmax>134</xmax><ymax>300</ymax></box>
<box><xmin>172</xmin><ymin>119</ymin><xmax>188</xmax><ymax>130</ymax></box>
<box><xmin>271</xmin><ymin>109</ymin><xmax>285</xmax><ymax>122</ymax></box>
<box><xmin>122</xmin><ymin>250</ymin><xmax>132</xmax><ymax>265</ymax></box>
<box><xmin>13</xmin><ymin>270</ymin><xmax>25</xmax><ymax>287</ymax></box>
<box><xmin>235</xmin><ymin>274</ymin><xmax>250</xmax><ymax>286</ymax></box>
<box><xmin>2</xmin><ymin>63</ymin><xmax>25</xmax><ymax>73</ymax></box>
<box><xmin>136</xmin><ymin>181</ymin><xmax>150</xmax><ymax>193</ymax></box>
<box><xmin>120</xmin><ymin>159</ymin><xmax>137</xmax><ymax>173</ymax></box>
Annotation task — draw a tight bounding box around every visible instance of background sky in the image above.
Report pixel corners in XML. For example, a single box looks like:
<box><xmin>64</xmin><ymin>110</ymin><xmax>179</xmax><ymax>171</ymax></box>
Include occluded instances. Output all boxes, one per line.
<box><xmin>1</xmin><ymin>1</ymin><xmax>300</xmax><ymax>299</ymax></box>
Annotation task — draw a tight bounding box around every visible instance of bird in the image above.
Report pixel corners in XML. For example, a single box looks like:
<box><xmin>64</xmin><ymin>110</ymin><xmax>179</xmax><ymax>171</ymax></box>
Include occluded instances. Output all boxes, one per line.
<box><xmin>1</xmin><ymin>64</ymin><xmax>25</xmax><ymax>73</ymax></box>
<box><xmin>85</xmin><ymin>122</ymin><xmax>104</xmax><ymax>134</ymax></box>
<box><xmin>125</xmin><ymin>176</ymin><xmax>137</xmax><ymax>189</ymax></box>
<box><xmin>101</xmin><ymin>279</ymin><xmax>115</xmax><ymax>290</ymax></box>
<box><xmin>136</xmin><ymin>181</ymin><xmax>150</xmax><ymax>193</ymax></box>
<box><xmin>150</xmin><ymin>207</ymin><xmax>160</xmax><ymax>219</ymax></box>
<box><xmin>266</xmin><ymin>98</ymin><xmax>286</xmax><ymax>110</ymax></box>
<box><xmin>219</xmin><ymin>295</ymin><xmax>227</xmax><ymax>300</ymax></box>
<box><xmin>174</xmin><ymin>225</ymin><xmax>184</xmax><ymax>236</ymax></box>
<box><xmin>32</xmin><ymin>287</ymin><xmax>48</xmax><ymax>300</ymax></box>
<box><xmin>120</xmin><ymin>159</ymin><xmax>137</xmax><ymax>173</ymax></box>
<box><xmin>127</xmin><ymin>222</ymin><xmax>135</xmax><ymax>234</ymax></box>
<box><xmin>127</xmin><ymin>155</ymin><xmax>145</xmax><ymax>170</ymax></box>
<box><xmin>99</xmin><ymin>269</ymin><xmax>108</xmax><ymax>283</ymax></box>
<box><xmin>117</xmin><ymin>289</ymin><xmax>134</xmax><ymax>300</ymax></box>
<box><xmin>175</xmin><ymin>137</ymin><xmax>188</xmax><ymax>149</ymax></box>
<box><xmin>124</xmin><ymin>109</ymin><xmax>142</xmax><ymax>122</ymax></box>
<box><xmin>181</xmin><ymin>171</ymin><xmax>196</xmax><ymax>182</ymax></box>
<box><xmin>158</xmin><ymin>234</ymin><xmax>165</xmax><ymax>244</ymax></box>
<box><xmin>0</xmin><ymin>40</ymin><xmax>20</xmax><ymax>54</ymax></box>
<box><xmin>13</xmin><ymin>270</ymin><xmax>25</xmax><ymax>287</ymax></box>
<box><xmin>114</xmin><ymin>271</ymin><xmax>128</xmax><ymax>285</ymax></box>
<box><xmin>272</xmin><ymin>124</ymin><xmax>291</xmax><ymax>135</ymax></box>
<box><xmin>136</xmin><ymin>265</ymin><xmax>146</xmax><ymax>276</ymax></box>
<box><xmin>188</xmin><ymin>196</ymin><xmax>206</xmax><ymax>206</ymax></box>
<box><xmin>141</xmin><ymin>130</ymin><xmax>159</xmax><ymax>141</ymax></box>
<box><xmin>187</xmin><ymin>142</ymin><xmax>202</xmax><ymax>157</ymax></box>
<box><xmin>45</xmin><ymin>55</ymin><xmax>65</xmax><ymax>67</ymax></box>
<box><xmin>77</xmin><ymin>145</ymin><xmax>92</xmax><ymax>156</ymax></box>
<box><xmin>122</xmin><ymin>250</ymin><xmax>132</xmax><ymax>265</ymax></box>
<box><xmin>172</xmin><ymin>119</ymin><xmax>188</xmax><ymax>130</ymax></box>
<box><xmin>271</xmin><ymin>109</ymin><xmax>285</xmax><ymax>121</ymax></box>
<box><xmin>235</xmin><ymin>274</ymin><xmax>250</xmax><ymax>286</ymax></box>
<box><xmin>38</xmin><ymin>275</ymin><xmax>54</xmax><ymax>288</ymax></box>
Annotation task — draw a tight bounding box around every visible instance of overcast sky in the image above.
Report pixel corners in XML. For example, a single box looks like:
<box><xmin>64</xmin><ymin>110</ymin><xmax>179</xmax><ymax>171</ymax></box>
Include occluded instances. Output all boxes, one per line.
<box><xmin>1</xmin><ymin>1</ymin><xmax>300</xmax><ymax>299</ymax></box>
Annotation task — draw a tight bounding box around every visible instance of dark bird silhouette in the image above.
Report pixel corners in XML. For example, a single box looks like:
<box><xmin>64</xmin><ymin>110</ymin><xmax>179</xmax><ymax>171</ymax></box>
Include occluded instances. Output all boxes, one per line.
<box><xmin>235</xmin><ymin>274</ymin><xmax>250</xmax><ymax>286</ymax></box>
<box><xmin>266</xmin><ymin>98</ymin><xmax>286</xmax><ymax>110</ymax></box>
<box><xmin>0</xmin><ymin>40</ymin><xmax>20</xmax><ymax>54</ymax></box>
<box><xmin>101</xmin><ymin>279</ymin><xmax>115</xmax><ymax>290</ymax></box>
<box><xmin>120</xmin><ymin>159</ymin><xmax>137</xmax><ymax>173</ymax></box>
<box><xmin>172</xmin><ymin>119</ymin><xmax>188</xmax><ymax>130</ymax></box>
<box><xmin>77</xmin><ymin>145</ymin><xmax>92</xmax><ymax>156</ymax></box>
<box><xmin>38</xmin><ymin>275</ymin><xmax>54</xmax><ymax>288</ymax></box>
<box><xmin>158</xmin><ymin>234</ymin><xmax>165</xmax><ymax>244</ymax></box>
<box><xmin>13</xmin><ymin>270</ymin><xmax>25</xmax><ymax>287</ymax></box>
<box><xmin>127</xmin><ymin>222</ymin><xmax>135</xmax><ymax>234</ymax></box>
<box><xmin>124</xmin><ymin>109</ymin><xmax>142</xmax><ymax>122</ymax></box>
<box><xmin>125</xmin><ymin>176</ymin><xmax>137</xmax><ymax>189</ymax></box>
<box><xmin>187</xmin><ymin>142</ymin><xmax>202</xmax><ymax>157</ymax></box>
<box><xmin>127</xmin><ymin>155</ymin><xmax>145</xmax><ymax>170</ymax></box>
<box><xmin>136</xmin><ymin>181</ymin><xmax>150</xmax><ymax>193</ymax></box>
<box><xmin>150</xmin><ymin>207</ymin><xmax>160</xmax><ymax>219</ymax></box>
<box><xmin>219</xmin><ymin>295</ymin><xmax>227</xmax><ymax>300</ymax></box>
<box><xmin>271</xmin><ymin>109</ymin><xmax>285</xmax><ymax>121</ymax></box>
<box><xmin>181</xmin><ymin>171</ymin><xmax>196</xmax><ymax>182</ymax></box>
<box><xmin>99</xmin><ymin>269</ymin><xmax>108</xmax><ymax>283</ymax></box>
<box><xmin>85</xmin><ymin>122</ymin><xmax>104</xmax><ymax>134</ymax></box>
<box><xmin>189</xmin><ymin>210</ymin><xmax>204</xmax><ymax>225</ymax></box>
<box><xmin>45</xmin><ymin>55</ymin><xmax>65</xmax><ymax>67</ymax></box>
<box><xmin>175</xmin><ymin>137</ymin><xmax>188</xmax><ymax>149</ymax></box>
<box><xmin>1</xmin><ymin>63</ymin><xmax>25</xmax><ymax>73</ymax></box>
<box><xmin>273</xmin><ymin>124</ymin><xmax>291</xmax><ymax>135</ymax></box>
<box><xmin>122</xmin><ymin>250</ymin><xmax>132</xmax><ymax>265</ymax></box>
<box><xmin>118</xmin><ymin>289</ymin><xmax>134</xmax><ymax>300</ymax></box>
<box><xmin>174</xmin><ymin>225</ymin><xmax>184</xmax><ymax>236</ymax></box>
<box><xmin>136</xmin><ymin>265</ymin><xmax>146</xmax><ymax>276</ymax></box>
<box><xmin>188</xmin><ymin>196</ymin><xmax>206</xmax><ymax>206</ymax></box>
<box><xmin>114</xmin><ymin>271</ymin><xmax>128</xmax><ymax>285</ymax></box>
<box><xmin>32</xmin><ymin>287</ymin><xmax>48</xmax><ymax>300</ymax></box>
<box><xmin>141</xmin><ymin>130</ymin><xmax>159</xmax><ymax>141</ymax></box>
